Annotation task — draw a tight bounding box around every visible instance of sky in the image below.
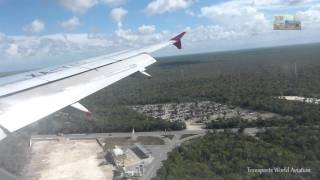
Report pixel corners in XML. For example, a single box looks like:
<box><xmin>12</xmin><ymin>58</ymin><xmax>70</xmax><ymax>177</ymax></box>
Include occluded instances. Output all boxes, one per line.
<box><xmin>0</xmin><ymin>0</ymin><xmax>320</xmax><ymax>71</ymax></box>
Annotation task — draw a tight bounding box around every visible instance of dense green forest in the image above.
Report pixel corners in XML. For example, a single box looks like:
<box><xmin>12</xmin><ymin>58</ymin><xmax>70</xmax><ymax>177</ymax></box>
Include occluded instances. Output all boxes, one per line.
<box><xmin>34</xmin><ymin>43</ymin><xmax>320</xmax><ymax>134</ymax></box>
<box><xmin>97</xmin><ymin>43</ymin><xmax>320</xmax><ymax>108</ymax></box>
<box><xmin>205</xmin><ymin>116</ymin><xmax>293</xmax><ymax>129</ymax></box>
<box><xmin>155</xmin><ymin>127</ymin><xmax>320</xmax><ymax>180</ymax></box>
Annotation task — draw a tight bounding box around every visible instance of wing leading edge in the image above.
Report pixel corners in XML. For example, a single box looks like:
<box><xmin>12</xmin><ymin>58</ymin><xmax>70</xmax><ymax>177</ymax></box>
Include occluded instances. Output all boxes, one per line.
<box><xmin>0</xmin><ymin>32</ymin><xmax>186</xmax><ymax>140</ymax></box>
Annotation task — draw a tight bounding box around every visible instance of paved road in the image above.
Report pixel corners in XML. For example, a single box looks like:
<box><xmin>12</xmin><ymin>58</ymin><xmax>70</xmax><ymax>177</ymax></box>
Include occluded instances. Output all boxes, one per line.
<box><xmin>30</xmin><ymin>127</ymin><xmax>268</xmax><ymax>140</ymax></box>
<box><xmin>141</xmin><ymin>133</ymin><xmax>208</xmax><ymax>180</ymax></box>
<box><xmin>31</xmin><ymin>129</ymin><xmax>207</xmax><ymax>140</ymax></box>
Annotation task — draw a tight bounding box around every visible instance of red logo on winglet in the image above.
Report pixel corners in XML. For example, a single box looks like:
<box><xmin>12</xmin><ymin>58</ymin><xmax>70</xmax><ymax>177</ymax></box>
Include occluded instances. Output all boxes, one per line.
<box><xmin>170</xmin><ymin>32</ymin><xmax>186</xmax><ymax>49</ymax></box>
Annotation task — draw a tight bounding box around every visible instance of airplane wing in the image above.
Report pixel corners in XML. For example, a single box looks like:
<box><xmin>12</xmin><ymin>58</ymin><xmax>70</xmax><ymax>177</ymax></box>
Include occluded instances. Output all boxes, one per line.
<box><xmin>0</xmin><ymin>32</ymin><xmax>186</xmax><ymax>140</ymax></box>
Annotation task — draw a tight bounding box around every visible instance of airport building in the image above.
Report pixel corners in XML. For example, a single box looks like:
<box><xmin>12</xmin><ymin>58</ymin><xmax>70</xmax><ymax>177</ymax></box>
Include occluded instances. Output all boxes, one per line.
<box><xmin>110</xmin><ymin>143</ymin><xmax>153</xmax><ymax>178</ymax></box>
<box><xmin>130</xmin><ymin>143</ymin><xmax>151</xmax><ymax>159</ymax></box>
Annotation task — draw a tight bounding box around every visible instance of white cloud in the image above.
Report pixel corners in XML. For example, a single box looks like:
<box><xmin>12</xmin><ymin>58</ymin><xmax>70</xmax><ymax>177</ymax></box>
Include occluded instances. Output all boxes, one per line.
<box><xmin>61</xmin><ymin>17</ymin><xmax>81</xmax><ymax>31</ymax></box>
<box><xmin>200</xmin><ymin>1</ymin><xmax>270</xmax><ymax>35</ymax></box>
<box><xmin>185</xmin><ymin>9</ymin><xmax>195</xmax><ymax>16</ymax></box>
<box><xmin>297</xmin><ymin>4</ymin><xmax>320</xmax><ymax>27</ymax></box>
<box><xmin>115</xmin><ymin>29</ymin><xmax>139</xmax><ymax>42</ymax></box>
<box><xmin>254</xmin><ymin>0</ymin><xmax>315</xmax><ymax>6</ymax></box>
<box><xmin>23</xmin><ymin>19</ymin><xmax>45</xmax><ymax>34</ymax></box>
<box><xmin>0</xmin><ymin>33</ymin><xmax>116</xmax><ymax>71</ymax></box>
<box><xmin>101</xmin><ymin>0</ymin><xmax>126</xmax><ymax>7</ymax></box>
<box><xmin>0</xmin><ymin>27</ymin><xmax>170</xmax><ymax>69</ymax></box>
<box><xmin>199</xmin><ymin>0</ymin><xmax>317</xmax><ymax>11</ymax></box>
<box><xmin>59</xmin><ymin>0</ymin><xmax>99</xmax><ymax>14</ymax></box>
<box><xmin>114</xmin><ymin>27</ymin><xmax>170</xmax><ymax>48</ymax></box>
<box><xmin>110</xmin><ymin>7</ymin><xmax>128</xmax><ymax>28</ymax></box>
<box><xmin>5</xmin><ymin>43</ymin><xmax>19</xmax><ymax>57</ymax></box>
<box><xmin>138</xmin><ymin>25</ymin><xmax>156</xmax><ymax>34</ymax></box>
<box><xmin>59</xmin><ymin>0</ymin><xmax>126</xmax><ymax>14</ymax></box>
<box><xmin>198</xmin><ymin>0</ymin><xmax>319</xmax><ymax>34</ymax></box>
<box><xmin>185</xmin><ymin>25</ymin><xmax>240</xmax><ymax>43</ymax></box>
<box><xmin>145</xmin><ymin>0</ymin><xmax>193</xmax><ymax>15</ymax></box>
<box><xmin>249</xmin><ymin>0</ymin><xmax>318</xmax><ymax>10</ymax></box>
<box><xmin>285</xmin><ymin>0</ymin><xmax>315</xmax><ymax>5</ymax></box>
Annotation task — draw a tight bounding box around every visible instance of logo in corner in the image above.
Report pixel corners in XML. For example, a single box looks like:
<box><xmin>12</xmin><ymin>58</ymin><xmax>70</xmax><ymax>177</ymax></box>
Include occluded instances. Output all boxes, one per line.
<box><xmin>274</xmin><ymin>15</ymin><xmax>301</xmax><ymax>30</ymax></box>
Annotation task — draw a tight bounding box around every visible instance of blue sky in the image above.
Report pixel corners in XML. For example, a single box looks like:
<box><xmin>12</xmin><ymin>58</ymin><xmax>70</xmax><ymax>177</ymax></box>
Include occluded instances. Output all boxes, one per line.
<box><xmin>0</xmin><ymin>0</ymin><xmax>216</xmax><ymax>35</ymax></box>
<box><xmin>0</xmin><ymin>0</ymin><xmax>320</xmax><ymax>71</ymax></box>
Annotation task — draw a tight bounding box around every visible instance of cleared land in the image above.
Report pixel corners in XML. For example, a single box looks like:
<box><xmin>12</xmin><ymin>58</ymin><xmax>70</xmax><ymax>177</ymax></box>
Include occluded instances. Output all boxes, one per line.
<box><xmin>24</xmin><ymin>139</ymin><xmax>114</xmax><ymax>180</ymax></box>
<box><xmin>130</xmin><ymin>101</ymin><xmax>281</xmax><ymax>122</ymax></box>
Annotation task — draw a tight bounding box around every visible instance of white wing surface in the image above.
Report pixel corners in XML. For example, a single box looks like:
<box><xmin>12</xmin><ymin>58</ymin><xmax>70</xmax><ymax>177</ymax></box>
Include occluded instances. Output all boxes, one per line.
<box><xmin>0</xmin><ymin>32</ymin><xmax>186</xmax><ymax>140</ymax></box>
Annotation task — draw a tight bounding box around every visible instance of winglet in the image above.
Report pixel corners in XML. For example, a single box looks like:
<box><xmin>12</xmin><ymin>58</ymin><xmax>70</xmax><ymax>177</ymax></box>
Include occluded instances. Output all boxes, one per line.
<box><xmin>170</xmin><ymin>32</ymin><xmax>186</xmax><ymax>49</ymax></box>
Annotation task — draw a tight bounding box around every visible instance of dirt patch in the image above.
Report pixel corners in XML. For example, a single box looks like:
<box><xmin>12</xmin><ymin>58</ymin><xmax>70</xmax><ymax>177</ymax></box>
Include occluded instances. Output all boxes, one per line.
<box><xmin>24</xmin><ymin>139</ymin><xmax>114</xmax><ymax>180</ymax></box>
